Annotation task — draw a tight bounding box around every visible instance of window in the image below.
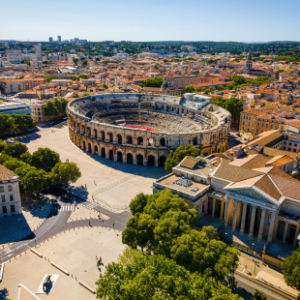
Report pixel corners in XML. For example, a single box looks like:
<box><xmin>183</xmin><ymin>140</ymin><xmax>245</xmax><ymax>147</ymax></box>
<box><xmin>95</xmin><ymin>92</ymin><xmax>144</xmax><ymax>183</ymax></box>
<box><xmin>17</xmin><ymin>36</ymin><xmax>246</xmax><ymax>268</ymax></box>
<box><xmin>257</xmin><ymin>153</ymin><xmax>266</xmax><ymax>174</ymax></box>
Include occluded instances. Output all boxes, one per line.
<box><xmin>262</xmin><ymin>123</ymin><xmax>264</xmax><ymax>127</ymax></box>
<box><xmin>2</xmin><ymin>206</ymin><xmax>7</xmax><ymax>214</ymax></box>
<box><xmin>289</xmin><ymin>143</ymin><xmax>292</xmax><ymax>146</ymax></box>
<box><xmin>271</xmin><ymin>125</ymin><xmax>273</xmax><ymax>129</ymax></box>
<box><xmin>8</xmin><ymin>185</ymin><xmax>12</xmax><ymax>192</ymax></box>
<box><xmin>9</xmin><ymin>195</ymin><xmax>13</xmax><ymax>201</ymax></box>
<box><xmin>275</xmin><ymin>126</ymin><xmax>278</xmax><ymax>129</ymax></box>
<box><xmin>10</xmin><ymin>205</ymin><xmax>15</xmax><ymax>213</ymax></box>
<box><xmin>261</xmin><ymin>130</ymin><xmax>263</xmax><ymax>133</ymax></box>
<box><xmin>257</xmin><ymin>123</ymin><xmax>260</xmax><ymax>126</ymax></box>
<box><xmin>1</xmin><ymin>195</ymin><xmax>5</xmax><ymax>202</ymax></box>
<box><xmin>295</xmin><ymin>144</ymin><xmax>297</xmax><ymax>147</ymax></box>
<box><xmin>0</xmin><ymin>187</ymin><xmax>4</xmax><ymax>193</ymax></box>
<box><xmin>266</xmin><ymin>124</ymin><xmax>268</xmax><ymax>128</ymax></box>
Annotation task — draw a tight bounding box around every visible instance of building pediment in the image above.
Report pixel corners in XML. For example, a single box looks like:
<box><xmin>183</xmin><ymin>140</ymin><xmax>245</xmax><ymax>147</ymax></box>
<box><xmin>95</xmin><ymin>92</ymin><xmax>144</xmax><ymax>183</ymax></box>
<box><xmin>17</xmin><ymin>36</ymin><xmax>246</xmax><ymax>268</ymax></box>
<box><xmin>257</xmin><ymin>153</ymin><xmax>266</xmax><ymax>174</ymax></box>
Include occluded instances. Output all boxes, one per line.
<box><xmin>226</xmin><ymin>188</ymin><xmax>278</xmax><ymax>209</ymax></box>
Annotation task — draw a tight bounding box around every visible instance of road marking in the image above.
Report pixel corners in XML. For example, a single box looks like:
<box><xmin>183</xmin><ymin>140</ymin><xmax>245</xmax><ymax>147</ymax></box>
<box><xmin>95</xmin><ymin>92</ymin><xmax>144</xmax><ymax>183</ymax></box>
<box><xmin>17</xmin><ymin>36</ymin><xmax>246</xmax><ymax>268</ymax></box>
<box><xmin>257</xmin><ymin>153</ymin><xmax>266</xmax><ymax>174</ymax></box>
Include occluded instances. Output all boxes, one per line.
<box><xmin>84</xmin><ymin>203</ymin><xmax>98</xmax><ymax>210</ymax></box>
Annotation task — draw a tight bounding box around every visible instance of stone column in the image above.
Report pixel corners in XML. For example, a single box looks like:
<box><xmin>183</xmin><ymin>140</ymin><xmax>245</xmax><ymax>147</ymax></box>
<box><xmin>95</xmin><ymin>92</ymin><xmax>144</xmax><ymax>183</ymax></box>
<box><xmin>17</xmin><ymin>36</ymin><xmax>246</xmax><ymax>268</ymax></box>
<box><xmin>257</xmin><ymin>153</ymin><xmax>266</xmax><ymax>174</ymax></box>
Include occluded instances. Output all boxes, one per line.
<box><xmin>267</xmin><ymin>212</ymin><xmax>276</xmax><ymax>243</ymax></box>
<box><xmin>212</xmin><ymin>198</ymin><xmax>216</xmax><ymax>217</ymax></box>
<box><xmin>224</xmin><ymin>199</ymin><xmax>229</xmax><ymax>226</ymax></box>
<box><xmin>249</xmin><ymin>206</ymin><xmax>257</xmax><ymax>237</ymax></box>
<box><xmin>231</xmin><ymin>200</ymin><xmax>239</xmax><ymax>231</ymax></box>
<box><xmin>205</xmin><ymin>198</ymin><xmax>208</xmax><ymax>214</ymax></box>
<box><xmin>220</xmin><ymin>201</ymin><xmax>225</xmax><ymax>220</ymax></box>
<box><xmin>258</xmin><ymin>209</ymin><xmax>266</xmax><ymax>240</ymax></box>
<box><xmin>293</xmin><ymin>226</ymin><xmax>300</xmax><ymax>247</ymax></box>
<box><xmin>283</xmin><ymin>222</ymin><xmax>289</xmax><ymax>242</ymax></box>
<box><xmin>240</xmin><ymin>202</ymin><xmax>248</xmax><ymax>234</ymax></box>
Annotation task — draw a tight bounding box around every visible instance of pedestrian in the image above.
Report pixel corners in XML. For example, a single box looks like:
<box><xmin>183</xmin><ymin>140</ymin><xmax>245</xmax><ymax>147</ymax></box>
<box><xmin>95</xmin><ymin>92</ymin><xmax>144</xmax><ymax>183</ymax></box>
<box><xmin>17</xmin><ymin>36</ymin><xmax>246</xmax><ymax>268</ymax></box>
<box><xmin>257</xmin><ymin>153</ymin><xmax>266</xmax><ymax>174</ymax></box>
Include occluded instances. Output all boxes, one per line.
<box><xmin>89</xmin><ymin>220</ymin><xmax>90</xmax><ymax>226</ymax></box>
<box><xmin>113</xmin><ymin>223</ymin><xmax>114</xmax><ymax>228</ymax></box>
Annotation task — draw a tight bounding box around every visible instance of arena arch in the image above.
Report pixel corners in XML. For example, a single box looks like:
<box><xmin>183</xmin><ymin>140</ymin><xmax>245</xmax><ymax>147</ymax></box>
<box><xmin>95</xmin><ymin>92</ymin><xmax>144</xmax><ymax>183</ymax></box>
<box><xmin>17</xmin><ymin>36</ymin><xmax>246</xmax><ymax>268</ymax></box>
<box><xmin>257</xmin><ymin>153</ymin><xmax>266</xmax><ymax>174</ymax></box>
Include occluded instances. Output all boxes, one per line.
<box><xmin>137</xmin><ymin>154</ymin><xmax>144</xmax><ymax>166</ymax></box>
<box><xmin>117</xmin><ymin>134</ymin><xmax>122</xmax><ymax>144</ymax></box>
<box><xmin>137</xmin><ymin>137</ymin><xmax>143</xmax><ymax>145</ymax></box>
<box><xmin>117</xmin><ymin>151</ymin><xmax>123</xmax><ymax>162</ymax></box>
<box><xmin>126</xmin><ymin>136</ymin><xmax>133</xmax><ymax>144</ymax></box>
<box><xmin>148</xmin><ymin>155</ymin><xmax>155</xmax><ymax>167</ymax></box>
<box><xmin>159</xmin><ymin>156</ymin><xmax>166</xmax><ymax>167</ymax></box>
<box><xmin>101</xmin><ymin>147</ymin><xmax>106</xmax><ymax>158</ymax></box>
<box><xmin>127</xmin><ymin>153</ymin><xmax>133</xmax><ymax>164</ymax></box>
<box><xmin>108</xmin><ymin>149</ymin><xmax>114</xmax><ymax>160</ymax></box>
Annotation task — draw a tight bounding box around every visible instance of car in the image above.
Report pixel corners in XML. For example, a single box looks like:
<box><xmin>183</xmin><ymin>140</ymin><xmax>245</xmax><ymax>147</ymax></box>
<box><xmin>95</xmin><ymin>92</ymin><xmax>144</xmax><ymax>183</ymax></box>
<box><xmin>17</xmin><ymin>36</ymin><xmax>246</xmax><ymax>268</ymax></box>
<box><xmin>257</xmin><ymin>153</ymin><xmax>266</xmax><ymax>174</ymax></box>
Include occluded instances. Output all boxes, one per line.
<box><xmin>49</xmin><ymin>122</ymin><xmax>54</xmax><ymax>125</ymax></box>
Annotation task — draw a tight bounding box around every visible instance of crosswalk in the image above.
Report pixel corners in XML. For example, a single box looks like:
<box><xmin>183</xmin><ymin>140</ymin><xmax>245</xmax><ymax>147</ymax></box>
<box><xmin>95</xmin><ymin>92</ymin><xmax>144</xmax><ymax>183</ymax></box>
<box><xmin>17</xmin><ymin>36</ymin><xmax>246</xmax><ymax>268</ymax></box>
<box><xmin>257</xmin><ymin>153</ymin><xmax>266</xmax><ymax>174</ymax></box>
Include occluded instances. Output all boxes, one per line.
<box><xmin>52</xmin><ymin>205</ymin><xmax>75</xmax><ymax>212</ymax></box>
<box><xmin>84</xmin><ymin>202</ymin><xmax>99</xmax><ymax>210</ymax></box>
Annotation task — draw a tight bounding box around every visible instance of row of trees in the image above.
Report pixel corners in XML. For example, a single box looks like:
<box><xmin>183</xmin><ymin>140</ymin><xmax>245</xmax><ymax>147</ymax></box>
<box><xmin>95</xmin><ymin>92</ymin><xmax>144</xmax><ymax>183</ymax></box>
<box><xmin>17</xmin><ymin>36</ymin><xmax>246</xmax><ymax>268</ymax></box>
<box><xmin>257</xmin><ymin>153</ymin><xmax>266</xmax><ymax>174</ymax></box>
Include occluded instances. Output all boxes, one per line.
<box><xmin>139</xmin><ymin>77</ymin><xmax>163</xmax><ymax>88</ymax></box>
<box><xmin>184</xmin><ymin>75</ymin><xmax>276</xmax><ymax>95</ymax></box>
<box><xmin>44</xmin><ymin>98</ymin><xmax>68</xmax><ymax>117</ymax></box>
<box><xmin>96</xmin><ymin>189</ymin><xmax>241</xmax><ymax>298</ymax></box>
<box><xmin>0</xmin><ymin>114</ymin><xmax>36</xmax><ymax>137</ymax></box>
<box><xmin>0</xmin><ymin>141</ymin><xmax>81</xmax><ymax>197</ymax></box>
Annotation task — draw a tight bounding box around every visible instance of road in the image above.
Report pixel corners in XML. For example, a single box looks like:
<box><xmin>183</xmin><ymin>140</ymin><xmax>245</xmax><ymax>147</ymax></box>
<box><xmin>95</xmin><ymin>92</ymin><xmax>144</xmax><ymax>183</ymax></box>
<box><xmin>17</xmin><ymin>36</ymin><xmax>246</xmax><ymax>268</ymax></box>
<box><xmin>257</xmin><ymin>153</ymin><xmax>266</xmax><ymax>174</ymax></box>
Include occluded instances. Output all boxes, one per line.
<box><xmin>0</xmin><ymin>199</ymin><xmax>132</xmax><ymax>263</ymax></box>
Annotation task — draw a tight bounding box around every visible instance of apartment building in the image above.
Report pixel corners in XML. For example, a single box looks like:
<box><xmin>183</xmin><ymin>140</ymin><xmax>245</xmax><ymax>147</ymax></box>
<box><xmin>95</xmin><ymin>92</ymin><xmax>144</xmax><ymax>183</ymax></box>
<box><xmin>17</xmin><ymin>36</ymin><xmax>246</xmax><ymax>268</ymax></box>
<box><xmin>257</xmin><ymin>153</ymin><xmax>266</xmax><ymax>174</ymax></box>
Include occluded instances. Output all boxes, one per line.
<box><xmin>0</xmin><ymin>78</ymin><xmax>45</xmax><ymax>94</ymax></box>
<box><xmin>0</xmin><ymin>164</ymin><xmax>22</xmax><ymax>218</ymax></box>
<box><xmin>6</xmin><ymin>49</ymin><xmax>22</xmax><ymax>64</ymax></box>
<box><xmin>239</xmin><ymin>109</ymin><xmax>298</xmax><ymax>139</ymax></box>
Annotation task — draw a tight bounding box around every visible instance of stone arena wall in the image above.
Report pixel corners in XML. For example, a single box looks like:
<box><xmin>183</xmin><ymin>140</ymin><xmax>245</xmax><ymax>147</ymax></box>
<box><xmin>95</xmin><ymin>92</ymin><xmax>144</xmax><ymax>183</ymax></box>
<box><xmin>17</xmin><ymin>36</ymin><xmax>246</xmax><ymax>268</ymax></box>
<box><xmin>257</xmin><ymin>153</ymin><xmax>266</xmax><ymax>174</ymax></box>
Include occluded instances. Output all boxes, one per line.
<box><xmin>67</xmin><ymin>93</ymin><xmax>231</xmax><ymax>167</ymax></box>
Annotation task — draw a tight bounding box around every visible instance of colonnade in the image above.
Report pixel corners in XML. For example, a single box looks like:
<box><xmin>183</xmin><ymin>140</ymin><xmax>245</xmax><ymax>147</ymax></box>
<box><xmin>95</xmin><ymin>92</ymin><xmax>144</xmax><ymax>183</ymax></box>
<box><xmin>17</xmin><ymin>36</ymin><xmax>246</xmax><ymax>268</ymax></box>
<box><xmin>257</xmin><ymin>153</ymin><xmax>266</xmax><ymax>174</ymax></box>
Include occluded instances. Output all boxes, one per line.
<box><xmin>204</xmin><ymin>196</ymin><xmax>300</xmax><ymax>245</ymax></box>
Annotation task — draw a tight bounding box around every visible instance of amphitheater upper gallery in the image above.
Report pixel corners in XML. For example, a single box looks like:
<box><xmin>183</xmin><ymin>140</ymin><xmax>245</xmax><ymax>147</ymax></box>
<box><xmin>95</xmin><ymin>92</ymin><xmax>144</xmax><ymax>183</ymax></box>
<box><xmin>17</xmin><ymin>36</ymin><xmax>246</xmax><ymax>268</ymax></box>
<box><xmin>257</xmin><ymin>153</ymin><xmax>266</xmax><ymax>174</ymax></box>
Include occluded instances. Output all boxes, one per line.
<box><xmin>66</xmin><ymin>93</ymin><xmax>231</xmax><ymax>166</ymax></box>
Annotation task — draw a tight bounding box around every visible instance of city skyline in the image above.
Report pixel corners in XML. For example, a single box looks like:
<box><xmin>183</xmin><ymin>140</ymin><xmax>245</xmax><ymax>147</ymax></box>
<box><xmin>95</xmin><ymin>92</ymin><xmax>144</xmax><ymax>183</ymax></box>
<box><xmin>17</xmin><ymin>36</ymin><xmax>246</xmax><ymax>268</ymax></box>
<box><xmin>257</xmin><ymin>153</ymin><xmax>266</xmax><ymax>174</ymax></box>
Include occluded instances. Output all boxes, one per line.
<box><xmin>2</xmin><ymin>0</ymin><xmax>300</xmax><ymax>42</ymax></box>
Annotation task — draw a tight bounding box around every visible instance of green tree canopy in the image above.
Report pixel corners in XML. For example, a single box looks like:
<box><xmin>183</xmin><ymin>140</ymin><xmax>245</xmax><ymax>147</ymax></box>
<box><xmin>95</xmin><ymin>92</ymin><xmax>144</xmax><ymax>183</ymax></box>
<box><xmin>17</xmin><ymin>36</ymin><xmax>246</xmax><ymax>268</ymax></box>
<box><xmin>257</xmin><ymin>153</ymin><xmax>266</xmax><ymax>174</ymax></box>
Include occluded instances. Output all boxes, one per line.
<box><xmin>0</xmin><ymin>114</ymin><xmax>36</xmax><ymax>137</ymax></box>
<box><xmin>282</xmin><ymin>249</ymin><xmax>300</xmax><ymax>291</ymax></box>
<box><xmin>96</xmin><ymin>249</ymin><xmax>242</xmax><ymax>300</ymax></box>
<box><xmin>29</xmin><ymin>147</ymin><xmax>61</xmax><ymax>172</ymax></box>
<box><xmin>139</xmin><ymin>77</ymin><xmax>163</xmax><ymax>88</ymax></box>
<box><xmin>164</xmin><ymin>144</ymin><xmax>200</xmax><ymax>173</ymax></box>
<box><xmin>44</xmin><ymin>98</ymin><xmax>68</xmax><ymax>117</ymax></box>
<box><xmin>275</xmin><ymin>69</ymin><xmax>285</xmax><ymax>79</ymax></box>
<box><xmin>0</xmin><ymin>139</ymin><xmax>6</xmax><ymax>152</ymax></box>
<box><xmin>51</xmin><ymin>161</ymin><xmax>81</xmax><ymax>184</ymax></box>
<box><xmin>2</xmin><ymin>142</ymin><xmax>28</xmax><ymax>158</ymax></box>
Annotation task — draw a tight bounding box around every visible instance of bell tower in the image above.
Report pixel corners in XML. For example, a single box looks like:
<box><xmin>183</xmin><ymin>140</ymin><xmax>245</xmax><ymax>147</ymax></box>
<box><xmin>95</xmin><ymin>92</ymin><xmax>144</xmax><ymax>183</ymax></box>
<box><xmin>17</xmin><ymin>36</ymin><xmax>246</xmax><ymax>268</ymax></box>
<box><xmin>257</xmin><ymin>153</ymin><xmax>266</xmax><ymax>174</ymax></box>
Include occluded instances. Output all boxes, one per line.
<box><xmin>246</xmin><ymin>52</ymin><xmax>252</xmax><ymax>70</ymax></box>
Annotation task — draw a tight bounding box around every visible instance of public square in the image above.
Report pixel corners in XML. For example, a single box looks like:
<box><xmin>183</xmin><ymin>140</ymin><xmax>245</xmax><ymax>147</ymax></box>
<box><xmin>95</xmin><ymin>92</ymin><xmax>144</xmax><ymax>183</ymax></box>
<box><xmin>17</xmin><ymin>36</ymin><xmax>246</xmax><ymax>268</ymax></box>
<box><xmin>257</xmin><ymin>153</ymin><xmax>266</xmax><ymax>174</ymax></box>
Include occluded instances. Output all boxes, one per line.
<box><xmin>11</xmin><ymin>122</ymin><xmax>166</xmax><ymax>210</ymax></box>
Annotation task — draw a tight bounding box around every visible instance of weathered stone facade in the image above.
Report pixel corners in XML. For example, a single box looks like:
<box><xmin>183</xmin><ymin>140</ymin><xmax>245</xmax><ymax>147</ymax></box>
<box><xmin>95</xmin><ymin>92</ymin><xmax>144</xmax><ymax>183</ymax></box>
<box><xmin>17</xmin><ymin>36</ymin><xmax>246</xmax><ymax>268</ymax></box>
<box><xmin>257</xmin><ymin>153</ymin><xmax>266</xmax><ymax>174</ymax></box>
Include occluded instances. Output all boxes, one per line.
<box><xmin>67</xmin><ymin>93</ymin><xmax>231</xmax><ymax>166</ymax></box>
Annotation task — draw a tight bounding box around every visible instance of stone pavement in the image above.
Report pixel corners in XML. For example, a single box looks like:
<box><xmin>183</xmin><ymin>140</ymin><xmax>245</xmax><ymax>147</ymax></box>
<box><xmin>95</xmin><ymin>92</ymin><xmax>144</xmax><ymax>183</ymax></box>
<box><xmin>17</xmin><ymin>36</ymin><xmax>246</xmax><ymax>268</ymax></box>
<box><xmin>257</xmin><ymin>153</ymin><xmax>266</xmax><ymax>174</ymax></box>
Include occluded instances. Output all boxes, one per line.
<box><xmin>1</xmin><ymin>227</ymin><xmax>126</xmax><ymax>300</ymax></box>
<box><xmin>14</xmin><ymin>125</ymin><xmax>166</xmax><ymax>209</ymax></box>
<box><xmin>68</xmin><ymin>204</ymin><xmax>109</xmax><ymax>222</ymax></box>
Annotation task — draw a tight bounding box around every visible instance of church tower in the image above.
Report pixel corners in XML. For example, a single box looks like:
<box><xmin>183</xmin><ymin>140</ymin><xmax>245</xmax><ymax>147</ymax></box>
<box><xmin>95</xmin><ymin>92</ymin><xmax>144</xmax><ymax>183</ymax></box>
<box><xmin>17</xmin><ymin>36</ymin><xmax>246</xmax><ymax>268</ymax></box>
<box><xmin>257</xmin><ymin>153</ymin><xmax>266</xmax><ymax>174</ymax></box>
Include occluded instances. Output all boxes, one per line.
<box><xmin>246</xmin><ymin>52</ymin><xmax>252</xmax><ymax>70</ymax></box>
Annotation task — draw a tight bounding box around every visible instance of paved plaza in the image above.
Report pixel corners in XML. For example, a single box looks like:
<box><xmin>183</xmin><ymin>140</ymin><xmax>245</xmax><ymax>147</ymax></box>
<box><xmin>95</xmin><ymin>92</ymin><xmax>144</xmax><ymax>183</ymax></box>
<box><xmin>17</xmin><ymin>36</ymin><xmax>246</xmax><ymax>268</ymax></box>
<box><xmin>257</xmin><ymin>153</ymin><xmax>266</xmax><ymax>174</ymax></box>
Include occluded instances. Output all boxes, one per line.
<box><xmin>12</xmin><ymin>123</ymin><xmax>166</xmax><ymax>210</ymax></box>
<box><xmin>1</xmin><ymin>227</ymin><xmax>126</xmax><ymax>300</ymax></box>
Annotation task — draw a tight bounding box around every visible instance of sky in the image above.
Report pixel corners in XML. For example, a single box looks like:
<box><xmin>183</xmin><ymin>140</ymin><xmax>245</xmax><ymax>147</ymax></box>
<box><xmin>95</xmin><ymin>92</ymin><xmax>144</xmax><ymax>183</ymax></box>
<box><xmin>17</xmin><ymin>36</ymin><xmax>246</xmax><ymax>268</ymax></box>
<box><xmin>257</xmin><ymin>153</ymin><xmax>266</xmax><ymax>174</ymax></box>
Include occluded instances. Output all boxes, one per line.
<box><xmin>2</xmin><ymin>0</ymin><xmax>300</xmax><ymax>42</ymax></box>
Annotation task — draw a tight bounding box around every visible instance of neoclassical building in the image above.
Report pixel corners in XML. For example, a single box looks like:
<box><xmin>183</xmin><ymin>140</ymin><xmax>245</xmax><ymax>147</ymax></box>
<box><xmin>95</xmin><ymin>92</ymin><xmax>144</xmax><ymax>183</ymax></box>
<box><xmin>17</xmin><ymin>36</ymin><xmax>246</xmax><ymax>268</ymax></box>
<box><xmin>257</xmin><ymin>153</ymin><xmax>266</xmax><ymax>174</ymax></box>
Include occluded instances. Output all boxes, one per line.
<box><xmin>154</xmin><ymin>153</ymin><xmax>300</xmax><ymax>247</ymax></box>
<box><xmin>67</xmin><ymin>93</ymin><xmax>231</xmax><ymax>166</ymax></box>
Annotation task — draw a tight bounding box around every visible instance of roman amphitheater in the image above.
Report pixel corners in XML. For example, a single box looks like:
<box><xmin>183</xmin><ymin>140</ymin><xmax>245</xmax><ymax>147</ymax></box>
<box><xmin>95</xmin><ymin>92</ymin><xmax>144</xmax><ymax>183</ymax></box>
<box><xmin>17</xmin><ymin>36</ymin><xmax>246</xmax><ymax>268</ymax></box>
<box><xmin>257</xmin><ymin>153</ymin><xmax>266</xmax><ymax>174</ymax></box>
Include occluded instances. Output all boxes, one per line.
<box><xmin>67</xmin><ymin>93</ymin><xmax>231</xmax><ymax>167</ymax></box>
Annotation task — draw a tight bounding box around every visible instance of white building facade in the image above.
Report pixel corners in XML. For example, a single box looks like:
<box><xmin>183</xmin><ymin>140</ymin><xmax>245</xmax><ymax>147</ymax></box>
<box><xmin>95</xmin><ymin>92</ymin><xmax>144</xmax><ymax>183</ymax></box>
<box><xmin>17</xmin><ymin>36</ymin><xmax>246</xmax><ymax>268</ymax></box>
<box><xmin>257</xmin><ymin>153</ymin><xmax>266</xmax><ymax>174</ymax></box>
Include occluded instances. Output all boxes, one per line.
<box><xmin>0</xmin><ymin>165</ymin><xmax>22</xmax><ymax>217</ymax></box>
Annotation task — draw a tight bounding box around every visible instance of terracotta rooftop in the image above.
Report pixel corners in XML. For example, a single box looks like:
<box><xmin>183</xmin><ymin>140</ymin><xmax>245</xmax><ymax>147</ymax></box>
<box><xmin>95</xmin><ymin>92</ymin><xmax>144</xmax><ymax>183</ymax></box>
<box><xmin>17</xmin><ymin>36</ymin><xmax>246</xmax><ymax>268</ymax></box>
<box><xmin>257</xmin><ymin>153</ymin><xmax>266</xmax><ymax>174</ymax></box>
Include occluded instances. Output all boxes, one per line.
<box><xmin>0</xmin><ymin>164</ymin><xmax>18</xmax><ymax>181</ymax></box>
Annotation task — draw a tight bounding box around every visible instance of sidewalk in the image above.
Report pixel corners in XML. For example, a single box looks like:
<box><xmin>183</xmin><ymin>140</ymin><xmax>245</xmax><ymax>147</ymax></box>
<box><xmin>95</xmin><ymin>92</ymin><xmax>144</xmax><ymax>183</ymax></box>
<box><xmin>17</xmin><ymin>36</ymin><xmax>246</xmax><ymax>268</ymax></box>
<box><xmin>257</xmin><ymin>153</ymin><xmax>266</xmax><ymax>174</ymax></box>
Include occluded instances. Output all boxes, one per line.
<box><xmin>237</xmin><ymin>253</ymin><xmax>298</xmax><ymax>298</ymax></box>
<box><xmin>0</xmin><ymin>195</ymin><xmax>53</xmax><ymax>248</ymax></box>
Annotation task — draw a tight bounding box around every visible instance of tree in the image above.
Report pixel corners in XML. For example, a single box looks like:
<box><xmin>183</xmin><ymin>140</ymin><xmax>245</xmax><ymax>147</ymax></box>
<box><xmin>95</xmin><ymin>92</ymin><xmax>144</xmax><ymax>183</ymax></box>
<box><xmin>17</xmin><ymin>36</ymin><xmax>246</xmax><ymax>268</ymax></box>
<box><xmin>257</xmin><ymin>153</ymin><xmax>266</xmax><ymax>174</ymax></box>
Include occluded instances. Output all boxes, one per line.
<box><xmin>184</xmin><ymin>85</ymin><xmax>196</xmax><ymax>93</ymax></box>
<box><xmin>102</xmin><ymin>84</ymin><xmax>108</xmax><ymax>89</ymax></box>
<box><xmin>139</xmin><ymin>77</ymin><xmax>163</xmax><ymax>88</ymax></box>
<box><xmin>73</xmin><ymin>57</ymin><xmax>79</xmax><ymax>65</ymax></box>
<box><xmin>123</xmin><ymin>189</ymin><xmax>197</xmax><ymax>253</ymax></box>
<box><xmin>96</xmin><ymin>249</ymin><xmax>242</xmax><ymax>300</ymax></box>
<box><xmin>0</xmin><ymin>140</ymin><xmax>6</xmax><ymax>152</ymax></box>
<box><xmin>164</xmin><ymin>144</ymin><xmax>200</xmax><ymax>173</ymax></box>
<box><xmin>16</xmin><ymin>166</ymin><xmax>52</xmax><ymax>195</ymax></box>
<box><xmin>2</xmin><ymin>142</ymin><xmax>28</xmax><ymax>158</ymax></box>
<box><xmin>44</xmin><ymin>100</ymin><xmax>58</xmax><ymax>117</ymax></box>
<box><xmin>282</xmin><ymin>249</ymin><xmax>300</xmax><ymax>291</ymax></box>
<box><xmin>275</xmin><ymin>69</ymin><xmax>285</xmax><ymax>79</ymax></box>
<box><xmin>29</xmin><ymin>148</ymin><xmax>61</xmax><ymax>172</ymax></box>
<box><xmin>51</xmin><ymin>162</ymin><xmax>81</xmax><ymax>184</ymax></box>
<box><xmin>171</xmin><ymin>227</ymin><xmax>240</xmax><ymax>281</ymax></box>
<box><xmin>129</xmin><ymin>193</ymin><xmax>148</xmax><ymax>215</ymax></box>
<box><xmin>253</xmin><ymin>290</ymin><xmax>267</xmax><ymax>300</ymax></box>
<box><xmin>78</xmin><ymin>74</ymin><xmax>88</xmax><ymax>79</ymax></box>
